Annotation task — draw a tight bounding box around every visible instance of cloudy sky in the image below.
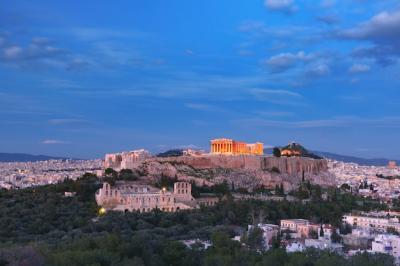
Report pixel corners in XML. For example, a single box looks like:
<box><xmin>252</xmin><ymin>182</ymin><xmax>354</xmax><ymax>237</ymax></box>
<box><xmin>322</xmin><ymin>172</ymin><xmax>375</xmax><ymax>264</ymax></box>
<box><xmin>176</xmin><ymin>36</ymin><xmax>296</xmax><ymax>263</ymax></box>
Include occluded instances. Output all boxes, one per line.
<box><xmin>1</xmin><ymin>0</ymin><xmax>400</xmax><ymax>159</ymax></box>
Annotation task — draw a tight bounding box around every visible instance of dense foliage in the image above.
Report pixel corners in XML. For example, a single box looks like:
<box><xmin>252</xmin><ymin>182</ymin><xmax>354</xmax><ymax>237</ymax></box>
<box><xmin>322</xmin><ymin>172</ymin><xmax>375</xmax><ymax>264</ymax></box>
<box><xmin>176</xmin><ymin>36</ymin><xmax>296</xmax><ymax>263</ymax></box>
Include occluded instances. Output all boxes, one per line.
<box><xmin>1</xmin><ymin>232</ymin><xmax>395</xmax><ymax>266</ymax></box>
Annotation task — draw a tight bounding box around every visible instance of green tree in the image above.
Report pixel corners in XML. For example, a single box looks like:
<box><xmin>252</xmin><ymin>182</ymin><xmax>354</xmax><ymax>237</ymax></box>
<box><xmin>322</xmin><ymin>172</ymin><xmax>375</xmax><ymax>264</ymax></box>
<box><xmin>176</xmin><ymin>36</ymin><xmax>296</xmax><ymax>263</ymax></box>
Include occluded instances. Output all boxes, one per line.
<box><xmin>273</xmin><ymin>147</ymin><xmax>281</xmax><ymax>157</ymax></box>
<box><xmin>331</xmin><ymin>229</ymin><xmax>341</xmax><ymax>243</ymax></box>
<box><xmin>119</xmin><ymin>169</ymin><xmax>138</xmax><ymax>181</ymax></box>
<box><xmin>105</xmin><ymin>168</ymin><xmax>118</xmax><ymax>178</ymax></box>
<box><xmin>310</xmin><ymin>229</ymin><xmax>318</xmax><ymax>239</ymax></box>
<box><xmin>319</xmin><ymin>224</ymin><xmax>324</xmax><ymax>237</ymax></box>
<box><xmin>244</xmin><ymin>226</ymin><xmax>264</xmax><ymax>251</ymax></box>
<box><xmin>387</xmin><ymin>227</ymin><xmax>398</xmax><ymax>235</ymax></box>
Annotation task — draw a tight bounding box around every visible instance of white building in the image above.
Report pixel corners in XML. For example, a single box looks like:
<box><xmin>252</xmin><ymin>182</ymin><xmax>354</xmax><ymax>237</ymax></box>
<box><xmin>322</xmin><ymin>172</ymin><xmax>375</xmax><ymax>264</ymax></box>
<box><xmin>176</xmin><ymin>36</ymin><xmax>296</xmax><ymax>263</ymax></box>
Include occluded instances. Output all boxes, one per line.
<box><xmin>286</xmin><ymin>241</ymin><xmax>305</xmax><ymax>253</ymax></box>
<box><xmin>372</xmin><ymin>234</ymin><xmax>400</xmax><ymax>259</ymax></box>
<box><xmin>95</xmin><ymin>181</ymin><xmax>218</xmax><ymax>213</ymax></box>
<box><xmin>342</xmin><ymin>228</ymin><xmax>373</xmax><ymax>249</ymax></box>
<box><xmin>343</xmin><ymin>213</ymin><xmax>400</xmax><ymax>232</ymax></box>
<box><xmin>305</xmin><ymin>238</ymin><xmax>343</xmax><ymax>253</ymax></box>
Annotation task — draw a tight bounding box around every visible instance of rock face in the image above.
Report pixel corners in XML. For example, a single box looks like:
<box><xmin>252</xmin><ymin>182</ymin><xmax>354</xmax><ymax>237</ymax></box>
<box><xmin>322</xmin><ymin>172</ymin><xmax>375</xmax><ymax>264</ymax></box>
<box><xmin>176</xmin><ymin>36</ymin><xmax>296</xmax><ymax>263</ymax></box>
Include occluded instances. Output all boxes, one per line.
<box><xmin>133</xmin><ymin>155</ymin><xmax>334</xmax><ymax>191</ymax></box>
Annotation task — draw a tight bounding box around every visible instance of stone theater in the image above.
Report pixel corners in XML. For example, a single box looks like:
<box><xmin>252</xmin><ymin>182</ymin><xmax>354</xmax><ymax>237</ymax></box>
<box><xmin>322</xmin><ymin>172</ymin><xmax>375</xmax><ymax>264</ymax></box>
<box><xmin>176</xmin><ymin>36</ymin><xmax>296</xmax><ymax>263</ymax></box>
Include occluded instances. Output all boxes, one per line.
<box><xmin>96</xmin><ymin>181</ymin><xmax>218</xmax><ymax>213</ymax></box>
<box><xmin>210</xmin><ymin>138</ymin><xmax>263</xmax><ymax>155</ymax></box>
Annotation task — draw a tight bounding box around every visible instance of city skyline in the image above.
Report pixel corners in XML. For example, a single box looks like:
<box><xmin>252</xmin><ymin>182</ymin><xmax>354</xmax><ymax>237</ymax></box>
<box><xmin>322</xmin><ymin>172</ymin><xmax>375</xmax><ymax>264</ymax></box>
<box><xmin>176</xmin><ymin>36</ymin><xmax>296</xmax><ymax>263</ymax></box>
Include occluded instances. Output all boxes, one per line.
<box><xmin>1</xmin><ymin>0</ymin><xmax>400</xmax><ymax>159</ymax></box>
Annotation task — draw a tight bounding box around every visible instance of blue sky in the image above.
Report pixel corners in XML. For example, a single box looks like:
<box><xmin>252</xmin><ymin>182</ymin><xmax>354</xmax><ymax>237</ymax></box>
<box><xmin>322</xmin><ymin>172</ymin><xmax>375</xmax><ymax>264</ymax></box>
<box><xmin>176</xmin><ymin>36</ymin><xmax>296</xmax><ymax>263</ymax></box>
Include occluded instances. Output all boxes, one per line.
<box><xmin>1</xmin><ymin>0</ymin><xmax>400</xmax><ymax>159</ymax></box>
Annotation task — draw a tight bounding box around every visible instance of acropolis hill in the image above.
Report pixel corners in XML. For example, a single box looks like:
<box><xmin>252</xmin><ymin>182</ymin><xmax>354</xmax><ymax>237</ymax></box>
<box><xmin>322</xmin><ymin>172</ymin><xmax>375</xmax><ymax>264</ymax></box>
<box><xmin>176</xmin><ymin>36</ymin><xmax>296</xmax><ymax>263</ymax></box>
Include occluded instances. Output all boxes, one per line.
<box><xmin>135</xmin><ymin>155</ymin><xmax>333</xmax><ymax>191</ymax></box>
<box><xmin>104</xmin><ymin>139</ymin><xmax>335</xmax><ymax>191</ymax></box>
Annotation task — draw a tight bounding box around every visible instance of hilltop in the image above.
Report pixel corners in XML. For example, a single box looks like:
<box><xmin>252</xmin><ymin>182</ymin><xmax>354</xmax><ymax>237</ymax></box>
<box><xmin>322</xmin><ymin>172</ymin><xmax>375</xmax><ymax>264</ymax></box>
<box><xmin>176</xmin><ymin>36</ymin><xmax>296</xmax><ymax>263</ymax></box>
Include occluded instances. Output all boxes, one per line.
<box><xmin>279</xmin><ymin>142</ymin><xmax>322</xmax><ymax>159</ymax></box>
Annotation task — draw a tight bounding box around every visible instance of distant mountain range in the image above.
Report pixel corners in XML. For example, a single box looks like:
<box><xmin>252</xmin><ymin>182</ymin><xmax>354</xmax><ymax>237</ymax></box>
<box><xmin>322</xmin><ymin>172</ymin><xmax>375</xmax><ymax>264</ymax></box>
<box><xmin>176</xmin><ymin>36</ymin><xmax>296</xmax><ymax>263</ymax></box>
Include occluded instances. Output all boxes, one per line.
<box><xmin>0</xmin><ymin>153</ymin><xmax>75</xmax><ymax>162</ymax></box>
<box><xmin>312</xmin><ymin>151</ymin><xmax>399</xmax><ymax>166</ymax></box>
<box><xmin>264</xmin><ymin>148</ymin><xmax>398</xmax><ymax>166</ymax></box>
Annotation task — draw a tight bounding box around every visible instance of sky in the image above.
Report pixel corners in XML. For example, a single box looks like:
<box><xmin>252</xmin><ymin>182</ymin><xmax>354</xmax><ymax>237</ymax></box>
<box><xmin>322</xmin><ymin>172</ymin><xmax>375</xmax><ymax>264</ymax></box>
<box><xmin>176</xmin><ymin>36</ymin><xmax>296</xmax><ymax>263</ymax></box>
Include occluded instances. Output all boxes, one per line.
<box><xmin>1</xmin><ymin>0</ymin><xmax>400</xmax><ymax>159</ymax></box>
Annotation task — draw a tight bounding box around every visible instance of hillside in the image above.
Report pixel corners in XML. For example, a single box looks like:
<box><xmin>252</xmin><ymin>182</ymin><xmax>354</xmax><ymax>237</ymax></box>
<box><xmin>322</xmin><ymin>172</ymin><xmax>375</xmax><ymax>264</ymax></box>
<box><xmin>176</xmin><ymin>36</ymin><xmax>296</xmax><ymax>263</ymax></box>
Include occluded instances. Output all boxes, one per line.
<box><xmin>133</xmin><ymin>155</ymin><xmax>334</xmax><ymax>192</ymax></box>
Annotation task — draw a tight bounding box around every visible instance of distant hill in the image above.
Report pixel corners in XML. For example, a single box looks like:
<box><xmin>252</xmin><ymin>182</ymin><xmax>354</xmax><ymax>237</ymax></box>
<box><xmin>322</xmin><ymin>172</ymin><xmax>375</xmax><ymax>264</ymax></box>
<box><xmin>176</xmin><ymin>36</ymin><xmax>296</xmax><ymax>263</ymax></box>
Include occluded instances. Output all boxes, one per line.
<box><xmin>0</xmin><ymin>153</ymin><xmax>74</xmax><ymax>162</ymax></box>
<box><xmin>156</xmin><ymin>149</ymin><xmax>184</xmax><ymax>158</ymax></box>
<box><xmin>264</xmin><ymin>148</ymin><xmax>398</xmax><ymax>166</ymax></box>
<box><xmin>280</xmin><ymin>142</ymin><xmax>322</xmax><ymax>159</ymax></box>
<box><xmin>312</xmin><ymin>151</ymin><xmax>399</xmax><ymax>166</ymax></box>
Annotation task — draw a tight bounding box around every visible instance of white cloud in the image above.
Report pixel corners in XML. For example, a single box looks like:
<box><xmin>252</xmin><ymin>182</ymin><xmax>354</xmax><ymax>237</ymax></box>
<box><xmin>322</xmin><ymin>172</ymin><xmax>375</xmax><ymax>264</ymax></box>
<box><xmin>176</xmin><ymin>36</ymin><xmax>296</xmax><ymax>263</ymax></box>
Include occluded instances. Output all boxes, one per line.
<box><xmin>185</xmin><ymin>49</ymin><xmax>194</xmax><ymax>55</ymax></box>
<box><xmin>264</xmin><ymin>0</ymin><xmax>297</xmax><ymax>14</ymax></box>
<box><xmin>233</xmin><ymin>116</ymin><xmax>400</xmax><ymax>129</ymax></box>
<box><xmin>250</xmin><ymin>88</ymin><xmax>304</xmax><ymax>105</ymax></box>
<box><xmin>3</xmin><ymin>46</ymin><xmax>22</xmax><ymax>59</ymax></box>
<box><xmin>349</xmin><ymin>63</ymin><xmax>371</xmax><ymax>73</ymax></box>
<box><xmin>185</xmin><ymin>103</ymin><xmax>219</xmax><ymax>111</ymax></box>
<box><xmin>339</xmin><ymin>10</ymin><xmax>400</xmax><ymax>41</ymax></box>
<box><xmin>316</xmin><ymin>14</ymin><xmax>340</xmax><ymax>25</ymax></box>
<box><xmin>251</xmin><ymin>88</ymin><xmax>302</xmax><ymax>99</ymax></box>
<box><xmin>48</xmin><ymin>118</ymin><xmax>90</xmax><ymax>125</ymax></box>
<box><xmin>306</xmin><ymin>64</ymin><xmax>330</xmax><ymax>76</ymax></box>
<box><xmin>255</xmin><ymin>111</ymin><xmax>294</xmax><ymax>117</ymax></box>
<box><xmin>338</xmin><ymin>10</ymin><xmax>400</xmax><ymax>65</ymax></box>
<box><xmin>265</xmin><ymin>51</ymin><xmax>315</xmax><ymax>72</ymax></box>
<box><xmin>320</xmin><ymin>0</ymin><xmax>336</xmax><ymax>8</ymax></box>
<box><xmin>0</xmin><ymin>36</ymin><xmax>67</xmax><ymax>68</ymax></box>
<box><xmin>41</xmin><ymin>139</ymin><xmax>69</xmax><ymax>144</ymax></box>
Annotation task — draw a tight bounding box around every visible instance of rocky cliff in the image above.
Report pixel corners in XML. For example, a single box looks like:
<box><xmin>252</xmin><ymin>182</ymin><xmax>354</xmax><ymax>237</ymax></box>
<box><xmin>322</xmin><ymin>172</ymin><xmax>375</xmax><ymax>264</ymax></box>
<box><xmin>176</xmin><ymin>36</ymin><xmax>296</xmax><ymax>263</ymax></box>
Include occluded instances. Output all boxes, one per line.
<box><xmin>133</xmin><ymin>155</ymin><xmax>334</xmax><ymax>191</ymax></box>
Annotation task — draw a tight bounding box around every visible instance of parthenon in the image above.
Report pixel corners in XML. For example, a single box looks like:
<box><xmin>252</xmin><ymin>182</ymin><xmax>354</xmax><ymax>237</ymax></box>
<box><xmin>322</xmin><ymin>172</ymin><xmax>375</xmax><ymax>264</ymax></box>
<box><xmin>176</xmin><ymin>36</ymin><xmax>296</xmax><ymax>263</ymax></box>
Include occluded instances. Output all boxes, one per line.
<box><xmin>210</xmin><ymin>138</ymin><xmax>263</xmax><ymax>155</ymax></box>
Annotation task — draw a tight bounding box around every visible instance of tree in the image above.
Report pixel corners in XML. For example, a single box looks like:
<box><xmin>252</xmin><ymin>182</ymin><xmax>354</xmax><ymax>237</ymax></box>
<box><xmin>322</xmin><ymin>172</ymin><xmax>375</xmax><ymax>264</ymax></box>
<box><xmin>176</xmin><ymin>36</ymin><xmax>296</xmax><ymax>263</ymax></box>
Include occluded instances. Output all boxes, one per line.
<box><xmin>319</xmin><ymin>224</ymin><xmax>324</xmax><ymax>237</ymax></box>
<box><xmin>275</xmin><ymin>184</ymin><xmax>284</xmax><ymax>196</ymax></box>
<box><xmin>331</xmin><ymin>229</ymin><xmax>341</xmax><ymax>243</ymax></box>
<box><xmin>310</xmin><ymin>229</ymin><xmax>318</xmax><ymax>239</ymax></box>
<box><xmin>271</xmin><ymin>235</ymin><xmax>281</xmax><ymax>249</ymax></box>
<box><xmin>119</xmin><ymin>169</ymin><xmax>138</xmax><ymax>181</ymax></box>
<box><xmin>273</xmin><ymin>147</ymin><xmax>281</xmax><ymax>157</ymax></box>
<box><xmin>244</xmin><ymin>226</ymin><xmax>265</xmax><ymax>251</ymax></box>
<box><xmin>155</xmin><ymin>175</ymin><xmax>177</xmax><ymax>189</ymax></box>
<box><xmin>104</xmin><ymin>168</ymin><xmax>118</xmax><ymax>178</ymax></box>
<box><xmin>350</xmin><ymin>252</ymin><xmax>395</xmax><ymax>266</ymax></box>
<box><xmin>339</xmin><ymin>223</ymin><xmax>352</xmax><ymax>235</ymax></box>
<box><xmin>386</xmin><ymin>227</ymin><xmax>398</xmax><ymax>235</ymax></box>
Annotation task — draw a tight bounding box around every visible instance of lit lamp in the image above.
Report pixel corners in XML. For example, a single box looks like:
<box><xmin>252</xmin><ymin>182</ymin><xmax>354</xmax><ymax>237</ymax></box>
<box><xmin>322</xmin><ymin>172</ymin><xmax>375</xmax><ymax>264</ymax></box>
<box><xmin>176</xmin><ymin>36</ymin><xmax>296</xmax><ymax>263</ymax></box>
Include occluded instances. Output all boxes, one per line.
<box><xmin>98</xmin><ymin>207</ymin><xmax>106</xmax><ymax>215</ymax></box>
